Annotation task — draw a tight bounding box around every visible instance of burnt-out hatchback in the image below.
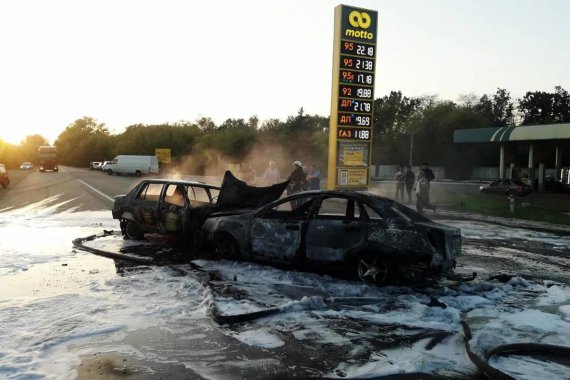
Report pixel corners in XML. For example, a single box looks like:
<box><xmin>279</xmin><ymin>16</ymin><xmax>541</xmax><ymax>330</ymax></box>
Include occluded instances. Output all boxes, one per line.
<box><xmin>202</xmin><ymin>191</ymin><xmax>462</xmax><ymax>285</ymax></box>
<box><xmin>112</xmin><ymin>179</ymin><xmax>220</xmax><ymax>241</ymax></box>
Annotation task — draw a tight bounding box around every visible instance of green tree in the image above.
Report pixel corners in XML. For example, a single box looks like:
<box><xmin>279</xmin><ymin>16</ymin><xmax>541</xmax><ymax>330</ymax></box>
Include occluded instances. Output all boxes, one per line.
<box><xmin>19</xmin><ymin>134</ymin><xmax>49</xmax><ymax>164</ymax></box>
<box><xmin>473</xmin><ymin>88</ymin><xmax>513</xmax><ymax>127</ymax></box>
<box><xmin>517</xmin><ymin>86</ymin><xmax>570</xmax><ymax>125</ymax></box>
<box><xmin>0</xmin><ymin>140</ymin><xmax>18</xmax><ymax>168</ymax></box>
<box><xmin>411</xmin><ymin>101</ymin><xmax>492</xmax><ymax>178</ymax></box>
<box><xmin>371</xmin><ymin>91</ymin><xmax>424</xmax><ymax>165</ymax></box>
<box><xmin>552</xmin><ymin>86</ymin><xmax>570</xmax><ymax>122</ymax></box>
<box><xmin>196</xmin><ymin>117</ymin><xmax>217</xmax><ymax>132</ymax></box>
<box><xmin>54</xmin><ymin>117</ymin><xmax>109</xmax><ymax>166</ymax></box>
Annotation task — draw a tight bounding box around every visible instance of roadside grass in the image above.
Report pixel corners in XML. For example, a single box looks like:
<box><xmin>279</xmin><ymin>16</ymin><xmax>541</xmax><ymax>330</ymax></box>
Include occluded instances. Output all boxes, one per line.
<box><xmin>435</xmin><ymin>190</ymin><xmax>570</xmax><ymax>225</ymax></box>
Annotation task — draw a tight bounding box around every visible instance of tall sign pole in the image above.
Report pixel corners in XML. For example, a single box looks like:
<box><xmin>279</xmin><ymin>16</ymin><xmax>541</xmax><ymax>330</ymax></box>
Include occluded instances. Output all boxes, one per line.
<box><xmin>327</xmin><ymin>5</ymin><xmax>378</xmax><ymax>190</ymax></box>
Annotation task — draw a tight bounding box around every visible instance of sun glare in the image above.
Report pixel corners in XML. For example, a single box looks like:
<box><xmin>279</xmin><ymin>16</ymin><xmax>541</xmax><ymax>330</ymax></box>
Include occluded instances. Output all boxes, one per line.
<box><xmin>1</xmin><ymin>130</ymin><xmax>27</xmax><ymax>146</ymax></box>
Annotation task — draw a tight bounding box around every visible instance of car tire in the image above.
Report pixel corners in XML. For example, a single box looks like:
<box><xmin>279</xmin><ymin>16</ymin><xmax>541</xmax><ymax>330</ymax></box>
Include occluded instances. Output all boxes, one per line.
<box><xmin>107</xmin><ymin>169</ymin><xmax>113</xmax><ymax>175</ymax></box>
<box><xmin>135</xmin><ymin>170</ymin><xmax>142</xmax><ymax>177</ymax></box>
<box><xmin>124</xmin><ymin>220</ymin><xmax>144</xmax><ymax>240</ymax></box>
<box><xmin>355</xmin><ymin>253</ymin><xmax>390</xmax><ymax>286</ymax></box>
<box><xmin>214</xmin><ymin>233</ymin><xmax>239</xmax><ymax>259</ymax></box>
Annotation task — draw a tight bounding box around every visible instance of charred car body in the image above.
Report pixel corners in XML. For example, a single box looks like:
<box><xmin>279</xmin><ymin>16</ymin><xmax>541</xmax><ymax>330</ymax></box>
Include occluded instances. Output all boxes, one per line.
<box><xmin>112</xmin><ymin>179</ymin><xmax>221</xmax><ymax>241</ymax></box>
<box><xmin>112</xmin><ymin>172</ymin><xmax>289</xmax><ymax>243</ymax></box>
<box><xmin>111</xmin><ymin>172</ymin><xmax>463</xmax><ymax>285</ymax></box>
<box><xmin>202</xmin><ymin>191</ymin><xmax>462</xmax><ymax>285</ymax></box>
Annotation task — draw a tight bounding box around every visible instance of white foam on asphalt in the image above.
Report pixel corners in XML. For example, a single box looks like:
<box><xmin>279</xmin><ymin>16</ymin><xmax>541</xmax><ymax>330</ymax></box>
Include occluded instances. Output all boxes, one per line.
<box><xmin>0</xmin><ymin>203</ymin><xmax>569</xmax><ymax>379</ymax></box>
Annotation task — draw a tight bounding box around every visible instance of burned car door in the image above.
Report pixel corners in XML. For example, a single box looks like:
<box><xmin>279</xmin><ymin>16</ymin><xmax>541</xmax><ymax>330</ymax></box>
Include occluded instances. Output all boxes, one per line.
<box><xmin>134</xmin><ymin>182</ymin><xmax>164</xmax><ymax>232</ymax></box>
<box><xmin>249</xmin><ymin>195</ymin><xmax>316</xmax><ymax>263</ymax></box>
<box><xmin>158</xmin><ymin>184</ymin><xmax>187</xmax><ymax>233</ymax></box>
<box><xmin>305</xmin><ymin>196</ymin><xmax>367</xmax><ymax>263</ymax></box>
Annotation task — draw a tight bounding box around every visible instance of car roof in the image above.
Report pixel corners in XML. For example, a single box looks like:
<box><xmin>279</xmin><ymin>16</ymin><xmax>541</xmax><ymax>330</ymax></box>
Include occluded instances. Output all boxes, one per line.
<box><xmin>287</xmin><ymin>189</ymin><xmax>390</xmax><ymax>201</ymax></box>
<box><xmin>266</xmin><ymin>189</ymin><xmax>432</xmax><ymax>222</ymax></box>
<box><xmin>137</xmin><ymin>178</ymin><xmax>221</xmax><ymax>189</ymax></box>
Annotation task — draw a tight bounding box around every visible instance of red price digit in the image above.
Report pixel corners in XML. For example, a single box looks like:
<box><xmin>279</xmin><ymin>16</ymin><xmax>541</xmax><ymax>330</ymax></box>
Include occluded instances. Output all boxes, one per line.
<box><xmin>343</xmin><ymin>58</ymin><xmax>352</xmax><ymax>68</ymax></box>
<box><xmin>342</xmin><ymin>71</ymin><xmax>354</xmax><ymax>81</ymax></box>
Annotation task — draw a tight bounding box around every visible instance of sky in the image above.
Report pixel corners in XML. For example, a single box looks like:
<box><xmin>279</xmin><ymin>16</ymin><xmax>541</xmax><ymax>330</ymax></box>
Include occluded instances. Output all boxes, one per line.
<box><xmin>0</xmin><ymin>0</ymin><xmax>569</xmax><ymax>145</ymax></box>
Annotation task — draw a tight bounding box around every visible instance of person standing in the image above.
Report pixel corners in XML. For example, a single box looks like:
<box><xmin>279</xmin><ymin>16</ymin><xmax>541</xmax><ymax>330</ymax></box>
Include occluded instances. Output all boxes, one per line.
<box><xmin>395</xmin><ymin>165</ymin><xmax>405</xmax><ymax>201</ymax></box>
<box><xmin>404</xmin><ymin>165</ymin><xmax>415</xmax><ymax>203</ymax></box>
<box><xmin>287</xmin><ymin>161</ymin><xmax>308</xmax><ymax>208</ymax></box>
<box><xmin>262</xmin><ymin>160</ymin><xmax>280</xmax><ymax>186</ymax></box>
<box><xmin>420</xmin><ymin>162</ymin><xmax>435</xmax><ymax>208</ymax></box>
<box><xmin>421</xmin><ymin>162</ymin><xmax>435</xmax><ymax>186</ymax></box>
<box><xmin>306</xmin><ymin>164</ymin><xmax>321</xmax><ymax>190</ymax></box>
<box><xmin>416</xmin><ymin>172</ymin><xmax>436</xmax><ymax>213</ymax></box>
<box><xmin>240</xmin><ymin>162</ymin><xmax>256</xmax><ymax>184</ymax></box>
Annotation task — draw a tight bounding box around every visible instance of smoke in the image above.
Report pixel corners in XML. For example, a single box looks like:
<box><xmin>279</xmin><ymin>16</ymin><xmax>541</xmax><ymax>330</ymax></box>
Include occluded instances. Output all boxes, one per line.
<box><xmin>162</xmin><ymin>141</ymin><xmax>326</xmax><ymax>185</ymax></box>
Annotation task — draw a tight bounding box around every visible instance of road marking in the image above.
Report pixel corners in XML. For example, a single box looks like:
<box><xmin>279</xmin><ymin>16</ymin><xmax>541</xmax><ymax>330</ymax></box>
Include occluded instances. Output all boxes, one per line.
<box><xmin>78</xmin><ymin>180</ymin><xmax>114</xmax><ymax>203</ymax></box>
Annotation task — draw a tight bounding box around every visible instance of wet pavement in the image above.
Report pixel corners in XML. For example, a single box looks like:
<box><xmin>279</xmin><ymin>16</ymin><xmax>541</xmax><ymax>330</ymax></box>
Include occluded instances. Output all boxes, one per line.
<box><xmin>1</xmin><ymin>169</ymin><xmax>569</xmax><ymax>379</ymax></box>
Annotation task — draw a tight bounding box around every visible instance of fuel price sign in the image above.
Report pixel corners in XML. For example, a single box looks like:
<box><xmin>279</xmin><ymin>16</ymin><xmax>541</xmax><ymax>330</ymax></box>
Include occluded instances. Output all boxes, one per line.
<box><xmin>337</xmin><ymin>127</ymin><xmax>371</xmax><ymax>140</ymax></box>
<box><xmin>328</xmin><ymin>4</ymin><xmax>378</xmax><ymax>190</ymax></box>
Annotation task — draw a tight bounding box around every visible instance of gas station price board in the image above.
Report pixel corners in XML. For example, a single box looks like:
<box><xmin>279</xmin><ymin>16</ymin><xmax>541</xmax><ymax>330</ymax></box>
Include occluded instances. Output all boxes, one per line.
<box><xmin>327</xmin><ymin>4</ymin><xmax>378</xmax><ymax>190</ymax></box>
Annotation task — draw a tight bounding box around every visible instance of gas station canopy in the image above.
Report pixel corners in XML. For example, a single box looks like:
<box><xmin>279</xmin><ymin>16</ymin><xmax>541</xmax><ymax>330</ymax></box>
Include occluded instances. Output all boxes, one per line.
<box><xmin>454</xmin><ymin>123</ymin><xmax>570</xmax><ymax>143</ymax></box>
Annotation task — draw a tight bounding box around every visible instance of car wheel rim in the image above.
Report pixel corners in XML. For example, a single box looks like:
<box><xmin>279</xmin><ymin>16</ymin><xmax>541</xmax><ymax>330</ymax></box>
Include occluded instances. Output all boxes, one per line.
<box><xmin>125</xmin><ymin>221</ymin><xmax>142</xmax><ymax>239</ymax></box>
<box><xmin>357</xmin><ymin>256</ymin><xmax>388</xmax><ymax>285</ymax></box>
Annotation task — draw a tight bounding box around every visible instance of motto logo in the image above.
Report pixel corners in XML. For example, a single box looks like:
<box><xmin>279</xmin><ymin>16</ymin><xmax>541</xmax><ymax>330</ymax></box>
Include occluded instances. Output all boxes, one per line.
<box><xmin>348</xmin><ymin>11</ymin><xmax>371</xmax><ymax>29</ymax></box>
<box><xmin>345</xmin><ymin>10</ymin><xmax>374</xmax><ymax>40</ymax></box>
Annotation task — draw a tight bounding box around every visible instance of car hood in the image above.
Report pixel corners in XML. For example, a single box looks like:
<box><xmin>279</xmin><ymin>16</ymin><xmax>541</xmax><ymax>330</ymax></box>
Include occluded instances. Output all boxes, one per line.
<box><xmin>215</xmin><ymin>170</ymin><xmax>289</xmax><ymax>210</ymax></box>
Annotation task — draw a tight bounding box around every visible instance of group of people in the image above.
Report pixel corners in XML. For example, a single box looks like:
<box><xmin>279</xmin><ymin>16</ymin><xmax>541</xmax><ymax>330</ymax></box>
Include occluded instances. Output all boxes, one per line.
<box><xmin>395</xmin><ymin>162</ymin><xmax>436</xmax><ymax>214</ymax></box>
<box><xmin>262</xmin><ymin>160</ymin><xmax>321</xmax><ymax>192</ymax></box>
<box><xmin>287</xmin><ymin>161</ymin><xmax>321</xmax><ymax>192</ymax></box>
<box><xmin>251</xmin><ymin>159</ymin><xmax>436</xmax><ymax>214</ymax></box>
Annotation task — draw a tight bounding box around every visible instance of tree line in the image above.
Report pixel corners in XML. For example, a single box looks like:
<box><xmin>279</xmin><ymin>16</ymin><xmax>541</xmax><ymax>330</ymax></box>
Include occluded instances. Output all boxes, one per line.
<box><xmin>0</xmin><ymin>86</ymin><xmax>568</xmax><ymax>179</ymax></box>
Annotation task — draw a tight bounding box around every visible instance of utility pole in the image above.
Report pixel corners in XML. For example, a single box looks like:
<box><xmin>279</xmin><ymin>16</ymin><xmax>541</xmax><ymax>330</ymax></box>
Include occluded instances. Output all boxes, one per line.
<box><xmin>409</xmin><ymin>132</ymin><xmax>414</xmax><ymax>167</ymax></box>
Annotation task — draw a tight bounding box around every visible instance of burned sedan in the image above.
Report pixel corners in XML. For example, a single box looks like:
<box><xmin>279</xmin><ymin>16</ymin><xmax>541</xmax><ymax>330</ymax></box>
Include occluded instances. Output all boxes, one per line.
<box><xmin>112</xmin><ymin>179</ymin><xmax>220</xmax><ymax>241</ymax></box>
<box><xmin>202</xmin><ymin>191</ymin><xmax>462</xmax><ymax>285</ymax></box>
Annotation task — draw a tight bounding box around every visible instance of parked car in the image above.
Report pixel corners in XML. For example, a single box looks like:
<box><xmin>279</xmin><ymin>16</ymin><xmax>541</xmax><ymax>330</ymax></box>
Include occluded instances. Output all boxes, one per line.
<box><xmin>0</xmin><ymin>164</ymin><xmax>10</xmax><ymax>188</ymax></box>
<box><xmin>100</xmin><ymin>161</ymin><xmax>113</xmax><ymax>172</ymax></box>
<box><xmin>19</xmin><ymin>162</ymin><xmax>33</xmax><ymax>170</ymax></box>
<box><xmin>112</xmin><ymin>179</ymin><xmax>221</xmax><ymax>241</ymax></box>
<box><xmin>532</xmin><ymin>176</ymin><xmax>570</xmax><ymax>194</ymax></box>
<box><xmin>90</xmin><ymin>161</ymin><xmax>102</xmax><ymax>170</ymax></box>
<box><xmin>202</xmin><ymin>190</ymin><xmax>462</xmax><ymax>285</ymax></box>
<box><xmin>479</xmin><ymin>179</ymin><xmax>532</xmax><ymax>196</ymax></box>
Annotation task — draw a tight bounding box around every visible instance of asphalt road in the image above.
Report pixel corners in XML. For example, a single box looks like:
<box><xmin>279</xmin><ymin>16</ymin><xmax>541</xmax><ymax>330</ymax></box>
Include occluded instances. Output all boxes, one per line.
<box><xmin>0</xmin><ymin>166</ymin><xmax>142</xmax><ymax>212</ymax></box>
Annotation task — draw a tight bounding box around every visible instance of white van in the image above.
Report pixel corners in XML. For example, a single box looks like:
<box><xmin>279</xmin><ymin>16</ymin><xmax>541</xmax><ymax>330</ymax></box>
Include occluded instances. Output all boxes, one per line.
<box><xmin>104</xmin><ymin>155</ymin><xmax>159</xmax><ymax>176</ymax></box>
